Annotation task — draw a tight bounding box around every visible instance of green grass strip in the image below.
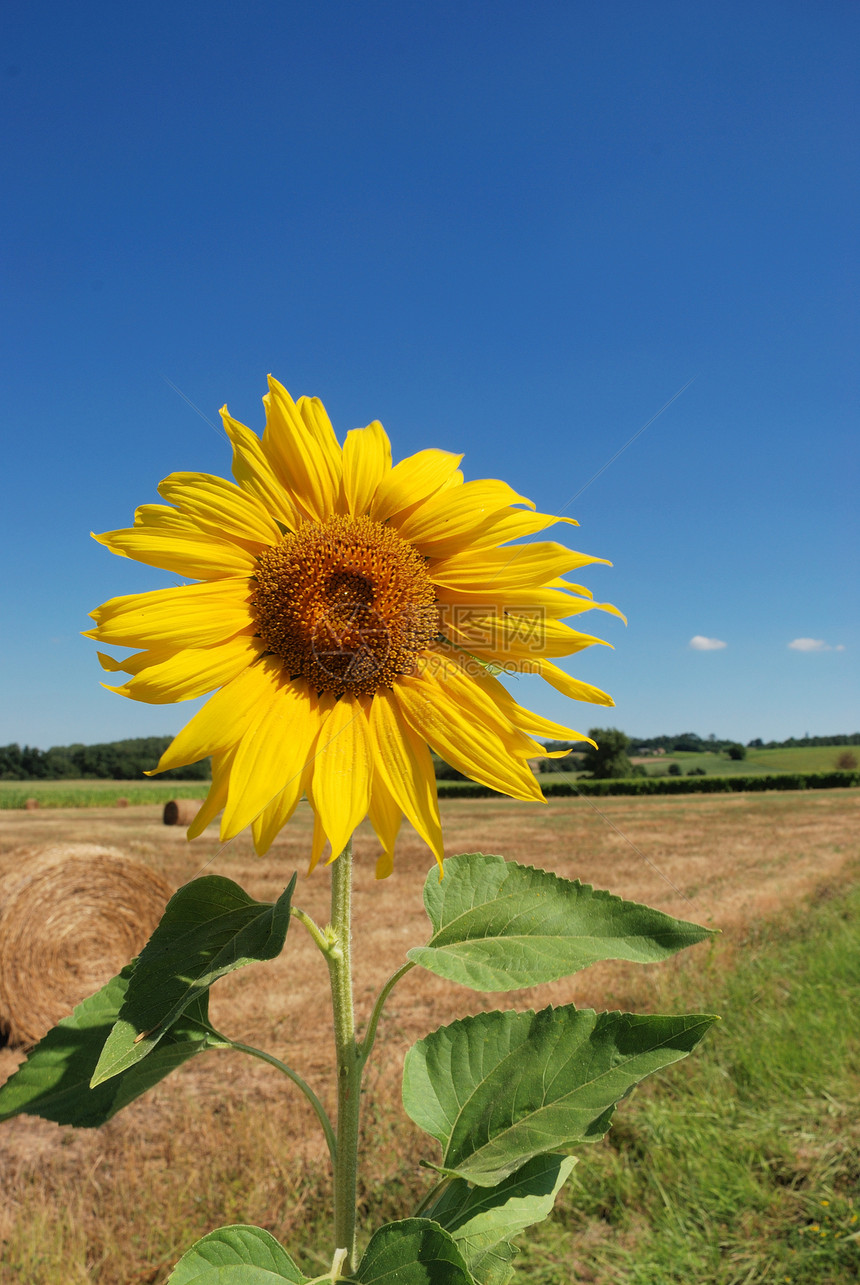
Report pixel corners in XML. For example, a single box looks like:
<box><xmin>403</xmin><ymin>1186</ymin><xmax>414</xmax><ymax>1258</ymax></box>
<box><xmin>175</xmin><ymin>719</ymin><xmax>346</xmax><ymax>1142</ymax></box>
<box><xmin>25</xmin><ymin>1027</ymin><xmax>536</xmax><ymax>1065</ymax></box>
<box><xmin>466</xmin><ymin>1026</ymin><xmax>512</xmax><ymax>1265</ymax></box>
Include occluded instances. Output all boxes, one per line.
<box><xmin>0</xmin><ymin>783</ymin><xmax>208</xmax><ymax>809</ymax></box>
<box><xmin>515</xmin><ymin>881</ymin><xmax>860</xmax><ymax>1283</ymax></box>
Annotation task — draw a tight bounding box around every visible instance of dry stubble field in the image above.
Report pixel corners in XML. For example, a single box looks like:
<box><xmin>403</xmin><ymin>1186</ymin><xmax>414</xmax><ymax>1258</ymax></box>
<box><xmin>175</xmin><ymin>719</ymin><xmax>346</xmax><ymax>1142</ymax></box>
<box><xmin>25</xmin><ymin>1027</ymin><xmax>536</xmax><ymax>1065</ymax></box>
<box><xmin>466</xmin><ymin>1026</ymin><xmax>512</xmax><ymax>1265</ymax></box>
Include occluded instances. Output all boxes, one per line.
<box><xmin>1</xmin><ymin>789</ymin><xmax>858</xmax><ymax>1283</ymax></box>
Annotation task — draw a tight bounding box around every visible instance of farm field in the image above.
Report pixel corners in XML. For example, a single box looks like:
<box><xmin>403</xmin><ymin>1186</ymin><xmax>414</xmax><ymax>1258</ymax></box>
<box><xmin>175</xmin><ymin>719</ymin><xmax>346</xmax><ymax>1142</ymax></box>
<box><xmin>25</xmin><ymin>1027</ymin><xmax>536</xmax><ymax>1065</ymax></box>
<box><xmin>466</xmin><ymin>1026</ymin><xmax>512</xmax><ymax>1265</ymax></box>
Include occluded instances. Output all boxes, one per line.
<box><xmin>0</xmin><ymin>790</ymin><xmax>858</xmax><ymax>1283</ymax></box>
<box><xmin>539</xmin><ymin>743</ymin><xmax>859</xmax><ymax>784</ymax></box>
<box><xmin>0</xmin><ymin>778</ymin><xmax>210</xmax><ymax>809</ymax></box>
<box><xmin>0</xmin><ymin>743</ymin><xmax>855</xmax><ymax>812</ymax></box>
<box><xmin>638</xmin><ymin>744</ymin><xmax>858</xmax><ymax>776</ymax></box>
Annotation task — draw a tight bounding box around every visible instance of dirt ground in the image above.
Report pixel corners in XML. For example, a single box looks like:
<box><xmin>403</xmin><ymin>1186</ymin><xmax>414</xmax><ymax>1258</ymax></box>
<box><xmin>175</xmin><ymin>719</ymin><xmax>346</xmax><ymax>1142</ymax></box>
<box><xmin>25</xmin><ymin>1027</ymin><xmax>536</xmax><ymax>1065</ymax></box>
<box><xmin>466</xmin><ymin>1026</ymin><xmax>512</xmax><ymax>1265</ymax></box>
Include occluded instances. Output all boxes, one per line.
<box><xmin>0</xmin><ymin>790</ymin><xmax>858</xmax><ymax>1279</ymax></box>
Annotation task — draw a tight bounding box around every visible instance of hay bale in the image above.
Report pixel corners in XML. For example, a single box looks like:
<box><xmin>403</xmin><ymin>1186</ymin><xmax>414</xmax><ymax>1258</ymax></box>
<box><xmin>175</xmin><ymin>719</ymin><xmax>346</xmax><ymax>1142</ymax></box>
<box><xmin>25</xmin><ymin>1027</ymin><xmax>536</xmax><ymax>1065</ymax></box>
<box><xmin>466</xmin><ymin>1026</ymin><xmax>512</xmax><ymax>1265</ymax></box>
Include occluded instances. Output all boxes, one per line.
<box><xmin>163</xmin><ymin>799</ymin><xmax>202</xmax><ymax>826</ymax></box>
<box><xmin>24</xmin><ymin>798</ymin><xmax>39</xmax><ymax>811</ymax></box>
<box><xmin>0</xmin><ymin>844</ymin><xmax>173</xmax><ymax>1047</ymax></box>
<box><xmin>115</xmin><ymin>796</ymin><xmax>129</xmax><ymax>808</ymax></box>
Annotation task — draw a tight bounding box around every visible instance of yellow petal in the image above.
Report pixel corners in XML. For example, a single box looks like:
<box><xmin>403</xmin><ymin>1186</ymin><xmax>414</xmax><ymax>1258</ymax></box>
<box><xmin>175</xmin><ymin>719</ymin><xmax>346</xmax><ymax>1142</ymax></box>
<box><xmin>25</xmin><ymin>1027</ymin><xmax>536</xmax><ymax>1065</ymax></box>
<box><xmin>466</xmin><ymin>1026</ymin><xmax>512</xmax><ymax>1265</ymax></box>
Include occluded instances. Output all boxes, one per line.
<box><xmin>367</xmin><ymin>688</ymin><xmax>444</xmax><ymax>870</ymax></box>
<box><xmin>221</xmin><ymin>407</ymin><xmax>302</xmax><ymax>530</ymax></box>
<box><xmin>251</xmin><ymin>767</ymin><xmax>310</xmax><ymax>857</ymax></box>
<box><xmin>393</xmin><ymin>479</ymin><xmax>535</xmax><ymax>557</ymax></box>
<box><xmin>375</xmin><ymin>849</ymin><xmax>394</xmax><ymax>881</ymax></box>
<box><xmin>262</xmin><ymin>377</ymin><xmax>340</xmax><ymax>522</ymax></box>
<box><xmin>430</xmin><ymin>543</ymin><xmax>606</xmax><ymax>591</ymax></box>
<box><xmin>471</xmin><ymin>509</ymin><xmax>580</xmax><ymax>548</ymax></box>
<box><xmin>296</xmin><ymin>395</ymin><xmax>344</xmax><ymax>494</ymax></box>
<box><xmin>370</xmin><ymin>449</ymin><xmax>463</xmax><ymax>523</ymax></box>
<box><xmin>105</xmin><ymin>633</ymin><xmax>263</xmax><ymax>704</ymax></box>
<box><xmin>434</xmin><ymin>583</ymin><xmax>619</xmax><ymax>620</ymax></box>
<box><xmin>146</xmin><ymin>656</ymin><xmax>283</xmax><ymax>774</ymax></box>
<box><xmin>440</xmin><ymin>608</ymin><xmax>609</xmax><ymax>660</ymax></box>
<box><xmin>307</xmin><ymin>809</ymin><xmax>329</xmax><ymax>876</ymax></box>
<box><xmin>87</xmin><ymin>578</ymin><xmax>253</xmax><ymax>649</ymax></box>
<box><xmin>132</xmin><ymin>505</ymin><xmax>201</xmax><ymax>533</ymax></box>
<box><xmin>467</xmin><ymin>680</ymin><xmax>596</xmax><ymax>747</ymax></box>
<box><xmin>158</xmin><ymin>472</ymin><xmax>283</xmax><ymax>548</ymax></box>
<box><xmin>342</xmin><ymin>420</ymin><xmax>392</xmax><ymax>516</ymax></box>
<box><xmin>518</xmin><ymin>658</ymin><xmax>615</xmax><ymax>706</ymax></box>
<box><xmin>368</xmin><ymin>772</ymin><xmax>402</xmax><ymax>880</ymax></box>
<box><xmin>394</xmin><ymin>655</ymin><xmax>543</xmax><ymax>803</ymax></box>
<box><xmin>96</xmin><ymin>650</ymin><xmax>132</xmax><ymax>673</ymax></box>
<box><xmin>187</xmin><ymin>747</ymin><xmax>237</xmax><ymax>839</ymax></box>
<box><xmin>92</xmin><ymin>526</ymin><xmax>255</xmax><ymax>580</ymax></box>
<box><xmin>221</xmin><ymin>680</ymin><xmax>323</xmax><ymax>841</ymax></box>
<box><xmin>310</xmin><ymin>694</ymin><xmax>373</xmax><ymax>861</ymax></box>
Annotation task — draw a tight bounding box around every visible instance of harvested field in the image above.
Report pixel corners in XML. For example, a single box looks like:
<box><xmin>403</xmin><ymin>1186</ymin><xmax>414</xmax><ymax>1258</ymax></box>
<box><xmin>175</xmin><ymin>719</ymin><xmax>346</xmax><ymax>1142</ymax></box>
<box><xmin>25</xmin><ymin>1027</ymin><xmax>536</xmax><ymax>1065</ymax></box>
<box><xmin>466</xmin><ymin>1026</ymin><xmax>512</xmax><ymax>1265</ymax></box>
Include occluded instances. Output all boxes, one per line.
<box><xmin>0</xmin><ymin>790</ymin><xmax>858</xmax><ymax>1282</ymax></box>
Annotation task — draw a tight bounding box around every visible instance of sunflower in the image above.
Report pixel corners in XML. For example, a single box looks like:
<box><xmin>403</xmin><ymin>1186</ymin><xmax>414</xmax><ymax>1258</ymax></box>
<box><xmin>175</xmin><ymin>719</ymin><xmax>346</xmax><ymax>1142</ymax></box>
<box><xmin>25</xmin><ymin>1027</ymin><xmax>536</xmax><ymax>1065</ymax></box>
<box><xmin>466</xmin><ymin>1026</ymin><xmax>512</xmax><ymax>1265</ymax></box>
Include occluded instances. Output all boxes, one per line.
<box><xmin>88</xmin><ymin>377</ymin><xmax>622</xmax><ymax>876</ymax></box>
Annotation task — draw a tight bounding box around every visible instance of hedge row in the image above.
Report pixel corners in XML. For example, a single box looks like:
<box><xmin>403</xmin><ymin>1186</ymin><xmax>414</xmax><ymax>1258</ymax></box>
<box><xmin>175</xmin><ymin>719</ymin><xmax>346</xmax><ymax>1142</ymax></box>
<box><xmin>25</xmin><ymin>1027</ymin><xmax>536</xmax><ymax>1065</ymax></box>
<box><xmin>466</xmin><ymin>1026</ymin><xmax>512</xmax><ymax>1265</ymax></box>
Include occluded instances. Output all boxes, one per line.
<box><xmin>436</xmin><ymin>770</ymin><xmax>860</xmax><ymax>799</ymax></box>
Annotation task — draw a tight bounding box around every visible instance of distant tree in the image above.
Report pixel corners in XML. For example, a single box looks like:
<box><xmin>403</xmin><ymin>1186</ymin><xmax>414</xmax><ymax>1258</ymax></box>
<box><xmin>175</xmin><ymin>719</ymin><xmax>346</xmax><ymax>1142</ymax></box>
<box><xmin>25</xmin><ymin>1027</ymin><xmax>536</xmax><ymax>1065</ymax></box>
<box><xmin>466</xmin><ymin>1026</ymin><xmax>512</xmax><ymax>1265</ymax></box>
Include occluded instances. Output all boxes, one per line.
<box><xmin>668</xmin><ymin>762</ymin><xmax>682</xmax><ymax>776</ymax></box>
<box><xmin>726</xmin><ymin>743</ymin><xmax>746</xmax><ymax>761</ymax></box>
<box><xmin>836</xmin><ymin>750</ymin><xmax>858</xmax><ymax>770</ymax></box>
<box><xmin>747</xmin><ymin>738</ymin><xmax>764</xmax><ymax>749</ymax></box>
<box><xmin>580</xmin><ymin>728</ymin><xmax>633</xmax><ymax>779</ymax></box>
<box><xmin>0</xmin><ymin>743</ymin><xmax>25</xmax><ymax>780</ymax></box>
<box><xmin>2</xmin><ymin>737</ymin><xmax>211</xmax><ymax>781</ymax></box>
<box><xmin>687</xmin><ymin>766</ymin><xmax>707</xmax><ymax>776</ymax></box>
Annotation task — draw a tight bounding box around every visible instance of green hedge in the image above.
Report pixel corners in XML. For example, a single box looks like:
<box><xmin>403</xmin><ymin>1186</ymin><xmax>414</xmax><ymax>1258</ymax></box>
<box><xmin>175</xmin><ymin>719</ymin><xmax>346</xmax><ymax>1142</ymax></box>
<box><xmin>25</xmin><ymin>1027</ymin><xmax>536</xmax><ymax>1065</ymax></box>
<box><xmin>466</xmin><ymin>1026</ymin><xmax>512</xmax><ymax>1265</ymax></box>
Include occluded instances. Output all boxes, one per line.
<box><xmin>436</xmin><ymin>770</ymin><xmax>860</xmax><ymax>799</ymax></box>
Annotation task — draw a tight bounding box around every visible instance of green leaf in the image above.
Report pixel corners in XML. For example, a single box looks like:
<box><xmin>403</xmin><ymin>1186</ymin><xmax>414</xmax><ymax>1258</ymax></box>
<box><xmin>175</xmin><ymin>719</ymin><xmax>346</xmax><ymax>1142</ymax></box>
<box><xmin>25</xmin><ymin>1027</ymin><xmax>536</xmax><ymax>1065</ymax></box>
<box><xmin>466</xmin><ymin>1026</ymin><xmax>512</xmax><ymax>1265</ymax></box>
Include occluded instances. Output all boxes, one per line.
<box><xmin>167</xmin><ymin>1224</ymin><xmax>307</xmax><ymax>1282</ymax></box>
<box><xmin>0</xmin><ymin>964</ymin><xmax>213</xmax><ymax>1128</ymax></box>
<box><xmin>423</xmin><ymin>1153</ymin><xmax>575</xmax><ymax>1279</ymax></box>
<box><xmin>461</xmin><ymin>1242</ymin><xmax>515</xmax><ymax>1285</ymax></box>
<box><xmin>354</xmin><ymin>1220</ymin><xmax>475</xmax><ymax>1284</ymax></box>
<box><xmin>403</xmin><ymin>1004</ymin><xmax>717</xmax><ymax>1186</ymax></box>
<box><xmin>408</xmin><ymin>853</ymin><xmax>713</xmax><ymax>991</ymax></box>
<box><xmin>92</xmin><ymin>873</ymin><xmax>296</xmax><ymax>1086</ymax></box>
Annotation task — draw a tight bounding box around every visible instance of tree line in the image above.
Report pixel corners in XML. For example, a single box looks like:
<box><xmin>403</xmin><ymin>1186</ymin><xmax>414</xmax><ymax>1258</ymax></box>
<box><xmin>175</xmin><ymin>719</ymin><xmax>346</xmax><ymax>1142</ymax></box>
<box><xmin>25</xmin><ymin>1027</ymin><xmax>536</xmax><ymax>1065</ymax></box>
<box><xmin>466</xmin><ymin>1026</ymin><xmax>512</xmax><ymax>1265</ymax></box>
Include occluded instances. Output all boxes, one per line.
<box><xmin>628</xmin><ymin>731</ymin><xmax>860</xmax><ymax>753</ymax></box>
<box><xmin>4</xmin><ymin>728</ymin><xmax>857</xmax><ymax>784</ymax></box>
<box><xmin>532</xmin><ymin>728</ymin><xmax>860</xmax><ymax>781</ymax></box>
<box><xmin>0</xmin><ymin>738</ymin><xmax>210</xmax><ymax>782</ymax></box>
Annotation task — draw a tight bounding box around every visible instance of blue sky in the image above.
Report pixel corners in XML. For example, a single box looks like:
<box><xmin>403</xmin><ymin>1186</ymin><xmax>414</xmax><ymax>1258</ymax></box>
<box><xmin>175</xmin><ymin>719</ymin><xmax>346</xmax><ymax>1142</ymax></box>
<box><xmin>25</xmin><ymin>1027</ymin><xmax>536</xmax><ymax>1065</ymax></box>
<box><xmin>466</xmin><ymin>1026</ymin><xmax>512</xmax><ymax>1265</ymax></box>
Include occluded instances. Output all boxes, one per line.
<box><xmin>2</xmin><ymin>0</ymin><xmax>857</xmax><ymax>750</ymax></box>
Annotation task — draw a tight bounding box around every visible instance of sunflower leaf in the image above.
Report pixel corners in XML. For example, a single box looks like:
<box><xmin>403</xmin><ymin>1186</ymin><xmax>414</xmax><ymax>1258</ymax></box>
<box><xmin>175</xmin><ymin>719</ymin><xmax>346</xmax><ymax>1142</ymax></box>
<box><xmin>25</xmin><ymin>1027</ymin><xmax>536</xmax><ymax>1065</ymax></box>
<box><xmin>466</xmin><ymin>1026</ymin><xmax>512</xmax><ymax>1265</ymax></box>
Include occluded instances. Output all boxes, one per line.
<box><xmin>422</xmin><ymin>1153</ymin><xmax>575</xmax><ymax>1283</ymax></box>
<box><xmin>0</xmin><ymin>963</ymin><xmax>214</xmax><ymax>1128</ymax></box>
<box><xmin>408</xmin><ymin>853</ymin><xmax>713</xmax><ymax>991</ymax></box>
<box><xmin>402</xmin><ymin>1004</ymin><xmax>717</xmax><ymax>1186</ymax></box>
<box><xmin>354</xmin><ymin>1219</ymin><xmax>475</xmax><ymax>1283</ymax></box>
<box><xmin>91</xmin><ymin>873</ymin><xmax>296</xmax><ymax>1086</ymax></box>
<box><xmin>459</xmin><ymin>1241</ymin><xmax>515</xmax><ymax>1285</ymax></box>
<box><xmin>167</xmin><ymin>1224</ymin><xmax>308</xmax><ymax>1283</ymax></box>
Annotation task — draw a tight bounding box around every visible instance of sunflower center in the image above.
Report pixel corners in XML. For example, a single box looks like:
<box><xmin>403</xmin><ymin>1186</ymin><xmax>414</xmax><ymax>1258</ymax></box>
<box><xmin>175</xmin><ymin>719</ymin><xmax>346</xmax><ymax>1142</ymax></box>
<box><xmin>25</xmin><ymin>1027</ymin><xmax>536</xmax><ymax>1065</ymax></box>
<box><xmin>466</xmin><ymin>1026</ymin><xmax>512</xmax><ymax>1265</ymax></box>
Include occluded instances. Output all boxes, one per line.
<box><xmin>251</xmin><ymin>514</ymin><xmax>439</xmax><ymax>697</ymax></box>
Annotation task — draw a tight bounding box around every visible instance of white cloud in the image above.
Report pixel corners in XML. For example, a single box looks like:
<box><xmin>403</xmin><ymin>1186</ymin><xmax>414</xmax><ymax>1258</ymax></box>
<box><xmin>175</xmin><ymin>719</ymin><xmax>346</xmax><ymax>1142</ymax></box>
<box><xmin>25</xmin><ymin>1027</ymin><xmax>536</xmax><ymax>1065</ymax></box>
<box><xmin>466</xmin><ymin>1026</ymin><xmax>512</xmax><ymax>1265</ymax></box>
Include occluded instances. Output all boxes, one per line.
<box><xmin>689</xmin><ymin>635</ymin><xmax>727</xmax><ymax>651</ymax></box>
<box><xmin>788</xmin><ymin>638</ymin><xmax>844</xmax><ymax>652</ymax></box>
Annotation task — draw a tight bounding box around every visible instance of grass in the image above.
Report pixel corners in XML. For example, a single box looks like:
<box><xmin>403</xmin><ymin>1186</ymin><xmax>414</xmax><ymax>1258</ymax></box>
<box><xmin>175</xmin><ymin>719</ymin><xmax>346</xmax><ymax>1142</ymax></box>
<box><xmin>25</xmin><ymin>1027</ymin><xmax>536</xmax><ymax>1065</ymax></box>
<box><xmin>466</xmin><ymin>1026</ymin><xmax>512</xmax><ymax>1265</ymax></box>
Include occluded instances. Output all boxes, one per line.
<box><xmin>646</xmin><ymin>745</ymin><xmax>858</xmax><ymax>777</ymax></box>
<box><xmin>511</xmin><ymin>881</ymin><xmax>860</xmax><ymax>1283</ymax></box>
<box><xmin>0</xmin><ymin>779</ymin><xmax>209</xmax><ymax>809</ymax></box>
<box><xmin>533</xmin><ymin>744</ymin><xmax>859</xmax><ymax>787</ymax></box>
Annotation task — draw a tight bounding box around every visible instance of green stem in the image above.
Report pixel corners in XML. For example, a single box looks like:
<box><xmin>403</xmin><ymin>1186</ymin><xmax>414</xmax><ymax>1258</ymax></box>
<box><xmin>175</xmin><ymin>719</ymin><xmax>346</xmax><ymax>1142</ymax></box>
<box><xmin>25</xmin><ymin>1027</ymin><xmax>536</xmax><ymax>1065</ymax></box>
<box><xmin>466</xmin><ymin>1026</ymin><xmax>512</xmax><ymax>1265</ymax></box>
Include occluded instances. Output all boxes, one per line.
<box><xmin>211</xmin><ymin>1036</ymin><xmax>337</xmax><ymax>1166</ymax></box>
<box><xmin>326</xmin><ymin>837</ymin><xmax>362</xmax><ymax>1273</ymax></box>
<box><xmin>412</xmin><ymin>1172</ymin><xmax>455</xmax><ymax>1218</ymax></box>
<box><xmin>359</xmin><ymin>961</ymin><xmax>416</xmax><ymax>1065</ymax></box>
<box><xmin>291</xmin><ymin>905</ymin><xmax>332</xmax><ymax>956</ymax></box>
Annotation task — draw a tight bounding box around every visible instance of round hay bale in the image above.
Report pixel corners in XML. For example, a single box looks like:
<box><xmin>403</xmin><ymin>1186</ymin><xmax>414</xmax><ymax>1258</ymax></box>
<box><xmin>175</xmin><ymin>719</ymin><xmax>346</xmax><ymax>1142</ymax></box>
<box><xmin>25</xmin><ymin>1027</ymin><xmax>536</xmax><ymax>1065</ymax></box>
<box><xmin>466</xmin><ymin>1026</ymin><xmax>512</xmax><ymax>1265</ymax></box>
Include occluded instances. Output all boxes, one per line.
<box><xmin>115</xmin><ymin>796</ymin><xmax>129</xmax><ymax>808</ymax></box>
<box><xmin>163</xmin><ymin>798</ymin><xmax>202</xmax><ymax>826</ymax></box>
<box><xmin>24</xmin><ymin>798</ymin><xmax>39</xmax><ymax>811</ymax></box>
<box><xmin>0</xmin><ymin>844</ymin><xmax>173</xmax><ymax>1047</ymax></box>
